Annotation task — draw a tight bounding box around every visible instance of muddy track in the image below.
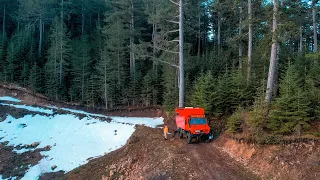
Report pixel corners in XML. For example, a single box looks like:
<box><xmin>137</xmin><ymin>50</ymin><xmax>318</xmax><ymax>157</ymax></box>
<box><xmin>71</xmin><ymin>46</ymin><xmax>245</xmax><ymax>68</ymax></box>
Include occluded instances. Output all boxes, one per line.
<box><xmin>171</xmin><ymin>138</ymin><xmax>257</xmax><ymax>180</ymax></box>
<box><xmin>64</xmin><ymin>126</ymin><xmax>258</xmax><ymax>180</ymax></box>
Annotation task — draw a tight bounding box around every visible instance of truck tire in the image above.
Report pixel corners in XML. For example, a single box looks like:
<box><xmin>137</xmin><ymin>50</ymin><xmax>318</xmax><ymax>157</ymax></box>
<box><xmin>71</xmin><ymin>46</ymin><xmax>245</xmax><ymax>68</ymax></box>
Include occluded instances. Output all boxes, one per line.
<box><xmin>179</xmin><ymin>129</ymin><xmax>183</xmax><ymax>139</ymax></box>
<box><xmin>186</xmin><ymin>132</ymin><xmax>192</xmax><ymax>144</ymax></box>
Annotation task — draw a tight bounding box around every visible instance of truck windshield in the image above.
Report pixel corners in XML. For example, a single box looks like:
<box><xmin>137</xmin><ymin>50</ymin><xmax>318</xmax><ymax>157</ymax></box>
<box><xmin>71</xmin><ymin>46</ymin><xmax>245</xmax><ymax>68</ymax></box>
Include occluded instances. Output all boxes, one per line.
<box><xmin>190</xmin><ymin>118</ymin><xmax>207</xmax><ymax>125</ymax></box>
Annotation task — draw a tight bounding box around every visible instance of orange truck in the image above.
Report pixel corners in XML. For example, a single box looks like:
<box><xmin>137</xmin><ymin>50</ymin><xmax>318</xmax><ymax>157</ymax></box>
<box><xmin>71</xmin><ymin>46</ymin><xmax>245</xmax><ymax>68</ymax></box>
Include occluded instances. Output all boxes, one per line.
<box><xmin>175</xmin><ymin>107</ymin><xmax>213</xmax><ymax>144</ymax></box>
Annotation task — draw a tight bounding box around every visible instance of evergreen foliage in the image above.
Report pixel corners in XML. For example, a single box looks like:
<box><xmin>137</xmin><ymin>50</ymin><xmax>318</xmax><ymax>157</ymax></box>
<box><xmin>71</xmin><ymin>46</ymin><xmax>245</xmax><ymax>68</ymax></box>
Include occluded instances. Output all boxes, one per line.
<box><xmin>227</xmin><ymin>108</ymin><xmax>244</xmax><ymax>133</ymax></box>
<box><xmin>191</xmin><ymin>71</ymin><xmax>215</xmax><ymax>113</ymax></box>
<box><xmin>0</xmin><ymin>0</ymin><xmax>319</xmax><ymax>139</ymax></box>
<box><xmin>268</xmin><ymin>63</ymin><xmax>310</xmax><ymax>135</ymax></box>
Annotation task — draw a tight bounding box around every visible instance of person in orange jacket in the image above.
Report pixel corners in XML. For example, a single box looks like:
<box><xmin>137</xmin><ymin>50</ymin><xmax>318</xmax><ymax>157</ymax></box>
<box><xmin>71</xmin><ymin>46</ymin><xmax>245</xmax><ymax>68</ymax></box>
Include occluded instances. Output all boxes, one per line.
<box><xmin>164</xmin><ymin>125</ymin><xmax>169</xmax><ymax>140</ymax></box>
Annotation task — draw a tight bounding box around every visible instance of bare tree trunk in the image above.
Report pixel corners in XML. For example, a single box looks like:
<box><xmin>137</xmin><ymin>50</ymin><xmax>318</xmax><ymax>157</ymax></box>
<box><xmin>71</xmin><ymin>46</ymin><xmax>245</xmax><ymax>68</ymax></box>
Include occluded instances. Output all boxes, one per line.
<box><xmin>273</xmin><ymin>44</ymin><xmax>280</xmax><ymax>98</ymax></box>
<box><xmin>179</xmin><ymin>0</ymin><xmax>184</xmax><ymax>108</ymax></box>
<box><xmin>82</xmin><ymin>3</ymin><xmax>84</xmax><ymax>34</ymax></box>
<box><xmin>54</xmin><ymin>25</ymin><xmax>58</xmax><ymax>100</ymax></box>
<box><xmin>239</xmin><ymin>5</ymin><xmax>243</xmax><ymax>69</ymax></box>
<box><xmin>152</xmin><ymin>23</ymin><xmax>157</xmax><ymax>67</ymax></box>
<box><xmin>104</xmin><ymin>61</ymin><xmax>108</xmax><ymax>109</ymax></box>
<box><xmin>197</xmin><ymin>2</ymin><xmax>201</xmax><ymax>57</ymax></box>
<box><xmin>59</xmin><ymin>0</ymin><xmax>64</xmax><ymax>85</ymax></box>
<box><xmin>130</xmin><ymin>0</ymin><xmax>136</xmax><ymax>105</ymax></box>
<box><xmin>81</xmin><ymin>53</ymin><xmax>85</xmax><ymax>101</ymax></box>
<box><xmin>39</xmin><ymin>15</ymin><xmax>43</xmax><ymax>57</ymax></box>
<box><xmin>247</xmin><ymin>0</ymin><xmax>253</xmax><ymax>84</ymax></box>
<box><xmin>130</xmin><ymin>0</ymin><xmax>135</xmax><ymax>76</ymax></box>
<box><xmin>266</xmin><ymin>0</ymin><xmax>279</xmax><ymax>105</ymax></box>
<box><xmin>299</xmin><ymin>26</ymin><xmax>303</xmax><ymax>53</ymax></box>
<box><xmin>217</xmin><ymin>0</ymin><xmax>221</xmax><ymax>46</ymax></box>
<box><xmin>2</xmin><ymin>4</ymin><xmax>5</xmax><ymax>40</ymax></box>
<box><xmin>313</xmin><ymin>1</ymin><xmax>318</xmax><ymax>53</ymax></box>
<box><xmin>218</xmin><ymin>19</ymin><xmax>221</xmax><ymax>46</ymax></box>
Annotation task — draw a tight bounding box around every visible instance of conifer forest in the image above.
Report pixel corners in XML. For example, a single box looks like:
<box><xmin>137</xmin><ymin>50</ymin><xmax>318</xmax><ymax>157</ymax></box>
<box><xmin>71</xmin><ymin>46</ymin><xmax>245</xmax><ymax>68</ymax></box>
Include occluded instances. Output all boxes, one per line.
<box><xmin>0</xmin><ymin>0</ymin><xmax>320</xmax><ymax>139</ymax></box>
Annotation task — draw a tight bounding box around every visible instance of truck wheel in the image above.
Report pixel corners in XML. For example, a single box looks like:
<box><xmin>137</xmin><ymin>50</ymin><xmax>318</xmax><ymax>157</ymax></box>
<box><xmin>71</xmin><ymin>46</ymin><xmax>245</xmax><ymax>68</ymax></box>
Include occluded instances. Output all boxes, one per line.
<box><xmin>186</xmin><ymin>132</ymin><xmax>192</xmax><ymax>144</ymax></box>
<box><xmin>179</xmin><ymin>129</ymin><xmax>183</xmax><ymax>138</ymax></box>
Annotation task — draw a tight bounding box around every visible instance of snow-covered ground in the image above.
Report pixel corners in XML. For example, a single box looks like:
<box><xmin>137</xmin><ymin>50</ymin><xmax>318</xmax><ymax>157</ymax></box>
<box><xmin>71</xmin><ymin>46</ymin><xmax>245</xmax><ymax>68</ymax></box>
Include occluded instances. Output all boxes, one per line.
<box><xmin>0</xmin><ymin>96</ymin><xmax>163</xmax><ymax>180</ymax></box>
<box><xmin>46</xmin><ymin>106</ymin><xmax>163</xmax><ymax>128</ymax></box>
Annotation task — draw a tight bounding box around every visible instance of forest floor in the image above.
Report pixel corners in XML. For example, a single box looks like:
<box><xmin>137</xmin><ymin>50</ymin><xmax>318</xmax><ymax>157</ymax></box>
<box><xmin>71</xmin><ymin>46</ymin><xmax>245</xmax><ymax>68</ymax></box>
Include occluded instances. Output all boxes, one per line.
<box><xmin>0</xmin><ymin>83</ymin><xmax>319</xmax><ymax>180</ymax></box>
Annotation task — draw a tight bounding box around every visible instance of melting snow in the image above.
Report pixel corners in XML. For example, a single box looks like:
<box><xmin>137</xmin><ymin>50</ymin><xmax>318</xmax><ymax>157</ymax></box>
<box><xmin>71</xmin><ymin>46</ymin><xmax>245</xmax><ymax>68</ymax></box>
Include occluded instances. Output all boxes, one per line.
<box><xmin>0</xmin><ymin>103</ymin><xmax>53</xmax><ymax>115</ymax></box>
<box><xmin>0</xmin><ymin>96</ymin><xmax>22</xmax><ymax>102</ymax></box>
<box><xmin>49</xmin><ymin>107</ymin><xmax>163</xmax><ymax>128</ymax></box>
<box><xmin>0</xmin><ymin>99</ymin><xmax>163</xmax><ymax>179</ymax></box>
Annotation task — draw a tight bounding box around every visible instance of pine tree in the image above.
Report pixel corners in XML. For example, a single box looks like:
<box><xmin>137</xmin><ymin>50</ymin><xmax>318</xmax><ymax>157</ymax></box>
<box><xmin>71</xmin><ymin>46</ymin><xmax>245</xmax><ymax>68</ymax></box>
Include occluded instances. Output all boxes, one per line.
<box><xmin>306</xmin><ymin>61</ymin><xmax>320</xmax><ymax>121</ymax></box>
<box><xmin>141</xmin><ymin>70</ymin><xmax>154</xmax><ymax>106</ymax></box>
<box><xmin>0</xmin><ymin>36</ymin><xmax>5</xmax><ymax>82</ymax></box>
<box><xmin>85</xmin><ymin>74</ymin><xmax>99</xmax><ymax>108</ymax></box>
<box><xmin>102</xmin><ymin>19</ymin><xmax>128</xmax><ymax>106</ymax></box>
<box><xmin>190</xmin><ymin>71</ymin><xmax>215</xmax><ymax>113</ymax></box>
<box><xmin>248</xmin><ymin>79</ymin><xmax>268</xmax><ymax>136</ymax></box>
<box><xmin>69</xmin><ymin>35</ymin><xmax>91</xmax><ymax>103</ymax></box>
<box><xmin>163</xmin><ymin>67</ymin><xmax>178</xmax><ymax>112</ymax></box>
<box><xmin>45</xmin><ymin>17</ymin><xmax>71</xmax><ymax>100</ymax></box>
<box><xmin>28</xmin><ymin>62</ymin><xmax>41</xmax><ymax>93</ymax></box>
<box><xmin>268</xmin><ymin>62</ymin><xmax>310</xmax><ymax>135</ymax></box>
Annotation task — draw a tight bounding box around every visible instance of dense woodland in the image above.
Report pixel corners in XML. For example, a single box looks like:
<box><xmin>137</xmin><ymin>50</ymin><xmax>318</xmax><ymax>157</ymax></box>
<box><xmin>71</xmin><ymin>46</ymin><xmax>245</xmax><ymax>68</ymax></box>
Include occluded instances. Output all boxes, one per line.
<box><xmin>0</xmin><ymin>0</ymin><xmax>320</xmax><ymax>139</ymax></box>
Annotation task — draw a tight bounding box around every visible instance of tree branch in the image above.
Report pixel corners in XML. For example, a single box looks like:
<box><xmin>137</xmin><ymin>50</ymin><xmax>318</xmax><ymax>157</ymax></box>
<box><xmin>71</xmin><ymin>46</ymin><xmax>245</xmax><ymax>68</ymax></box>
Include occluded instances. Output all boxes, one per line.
<box><xmin>167</xmin><ymin>29</ymin><xmax>179</xmax><ymax>33</ymax></box>
<box><xmin>157</xmin><ymin>59</ymin><xmax>179</xmax><ymax>68</ymax></box>
<box><xmin>169</xmin><ymin>0</ymin><xmax>179</xmax><ymax>6</ymax></box>
<box><xmin>155</xmin><ymin>46</ymin><xmax>179</xmax><ymax>54</ymax></box>
<box><xmin>167</xmin><ymin>20</ymin><xmax>179</xmax><ymax>24</ymax></box>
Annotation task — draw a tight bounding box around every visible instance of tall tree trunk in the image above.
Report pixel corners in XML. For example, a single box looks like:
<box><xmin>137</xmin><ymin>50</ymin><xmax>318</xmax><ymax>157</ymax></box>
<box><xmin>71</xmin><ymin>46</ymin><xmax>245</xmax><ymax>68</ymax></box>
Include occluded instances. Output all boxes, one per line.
<box><xmin>59</xmin><ymin>0</ymin><xmax>64</xmax><ymax>85</ymax></box>
<box><xmin>247</xmin><ymin>0</ymin><xmax>253</xmax><ymax>84</ymax></box>
<box><xmin>197</xmin><ymin>2</ymin><xmax>201</xmax><ymax>57</ymax></box>
<box><xmin>299</xmin><ymin>26</ymin><xmax>303</xmax><ymax>53</ymax></box>
<box><xmin>104</xmin><ymin>61</ymin><xmax>108</xmax><ymax>109</ymax></box>
<box><xmin>81</xmin><ymin>54</ymin><xmax>85</xmax><ymax>101</ymax></box>
<box><xmin>82</xmin><ymin>3</ymin><xmax>84</xmax><ymax>34</ymax></box>
<box><xmin>217</xmin><ymin>0</ymin><xmax>221</xmax><ymax>46</ymax></box>
<box><xmin>39</xmin><ymin>15</ymin><xmax>43</xmax><ymax>57</ymax></box>
<box><xmin>130</xmin><ymin>0</ymin><xmax>135</xmax><ymax>76</ymax></box>
<box><xmin>218</xmin><ymin>18</ymin><xmax>221</xmax><ymax>46</ymax></box>
<box><xmin>54</xmin><ymin>26</ymin><xmax>58</xmax><ymax>100</ymax></box>
<box><xmin>152</xmin><ymin>23</ymin><xmax>157</xmax><ymax>68</ymax></box>
<box><xmin>239</xmin><ymin>5</ymin><xmax>243</xmax><ymax>69</ymax></box>
<box><xmin>130</xmin><ymin>0</ymin><xmax>136</xmax><ymax>105</ymax></box>
<box><xmin>2</xmin><ymin>4</ymin><xmax>5</xmax><ymax>40</ymax></box>
<box><xmin>266</xmin><ymin>0</ymin><xmax>279</xmax><ymax>105</ymax></box>
<box><xmin>179</xmin><ymin>0</ymin><xmax>184</xmax><ymax>108</ymax></box>
<box><xmin>313</xmin><ymin>1</ymin><xmax>318</xmax><ymax>53</ymax></box>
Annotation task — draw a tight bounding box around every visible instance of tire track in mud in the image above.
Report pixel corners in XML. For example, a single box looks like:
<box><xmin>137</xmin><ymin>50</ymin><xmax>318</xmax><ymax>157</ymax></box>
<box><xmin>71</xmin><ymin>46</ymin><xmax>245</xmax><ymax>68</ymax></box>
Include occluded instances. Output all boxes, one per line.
<box><xmin>174</xmin><ymin>138</ymin><xmax>258</xmax><ymax>180</ymax></box>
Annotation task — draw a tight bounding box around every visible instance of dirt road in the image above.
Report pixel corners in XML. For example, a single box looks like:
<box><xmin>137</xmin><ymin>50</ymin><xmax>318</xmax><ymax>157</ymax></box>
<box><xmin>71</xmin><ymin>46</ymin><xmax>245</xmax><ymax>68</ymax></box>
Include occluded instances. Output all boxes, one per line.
<box><xmin>64</xmin><ymin>126</ymin><xmax>257</xmax><ymax>180</ymax></box>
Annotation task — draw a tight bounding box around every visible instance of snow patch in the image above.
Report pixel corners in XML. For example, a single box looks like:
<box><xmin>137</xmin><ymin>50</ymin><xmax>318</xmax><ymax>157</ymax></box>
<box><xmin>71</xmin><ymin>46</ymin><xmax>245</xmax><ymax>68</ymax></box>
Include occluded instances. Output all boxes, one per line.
<box><xmin>57</xmin><ymin>107</ymin><xmax>164</xmax><ymax>128</ymax></box>
<box><xmin>0</xmin><ymin>96</ymin><xmax>21</xmax><ymax>102</ymax></box>
<box><xmin>0</xmin><ymin>113</ymin><xmax>154</xmax><ymax>179</ymax></box>
<box><xmin>0</xmin><ymin>103</ymin><xmax>53</xmax><ymax>115</ymax></box>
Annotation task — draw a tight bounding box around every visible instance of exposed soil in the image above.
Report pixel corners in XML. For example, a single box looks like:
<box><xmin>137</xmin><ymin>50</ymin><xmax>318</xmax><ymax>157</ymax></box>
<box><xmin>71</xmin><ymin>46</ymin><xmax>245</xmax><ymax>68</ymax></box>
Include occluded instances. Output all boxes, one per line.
<box><xmin>0</xmin><ymin>105</ymin><xmax>50</xmax><ymax>122</ymax></box>
<box><xmin>0</xmin><ymin>142</ymin><xmax>50</xmax><ymax>179</ymax></box>
<box><xmin>215</xmin><ymin>135</ymin><xmax>320</xmax><ymax>180</ymax></box>
<box><xmin>64</xmin><ymin>126</ymin><xmax>258</xmax><ymax>180</ymax></box>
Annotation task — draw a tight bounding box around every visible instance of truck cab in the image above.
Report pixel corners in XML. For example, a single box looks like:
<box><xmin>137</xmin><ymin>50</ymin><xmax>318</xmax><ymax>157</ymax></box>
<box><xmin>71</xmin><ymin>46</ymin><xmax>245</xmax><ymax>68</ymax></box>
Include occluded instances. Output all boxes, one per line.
<box><xmin>175</xmin><ymin>107</ymin><xmax>213</xmax><ymax>144</ymax></box>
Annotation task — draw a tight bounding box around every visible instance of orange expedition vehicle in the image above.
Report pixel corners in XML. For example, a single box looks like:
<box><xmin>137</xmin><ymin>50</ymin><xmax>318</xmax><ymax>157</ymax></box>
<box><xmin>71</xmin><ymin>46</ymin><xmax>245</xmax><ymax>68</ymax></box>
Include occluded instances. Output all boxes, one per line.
<box><xmin>174</xmin><ymin>107</ymin><xmax>213</xmax><ymax>144</ymax></box>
